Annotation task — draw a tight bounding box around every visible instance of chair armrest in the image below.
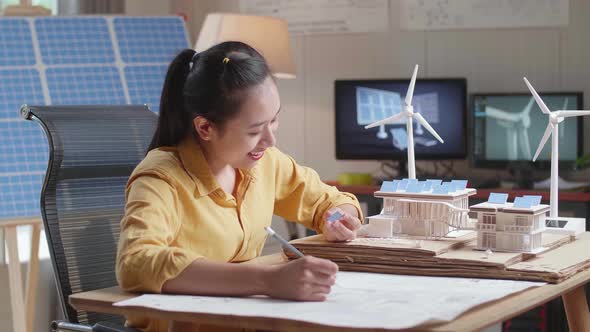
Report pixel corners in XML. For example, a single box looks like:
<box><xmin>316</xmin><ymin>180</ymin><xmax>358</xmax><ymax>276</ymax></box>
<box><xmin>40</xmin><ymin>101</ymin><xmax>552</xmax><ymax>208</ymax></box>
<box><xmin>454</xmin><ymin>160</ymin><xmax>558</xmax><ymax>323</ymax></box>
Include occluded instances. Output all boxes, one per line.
<box><xmin>51</xmin><ymin>321</ymin><xmax>92</xmax><ymax>332</ymax></box>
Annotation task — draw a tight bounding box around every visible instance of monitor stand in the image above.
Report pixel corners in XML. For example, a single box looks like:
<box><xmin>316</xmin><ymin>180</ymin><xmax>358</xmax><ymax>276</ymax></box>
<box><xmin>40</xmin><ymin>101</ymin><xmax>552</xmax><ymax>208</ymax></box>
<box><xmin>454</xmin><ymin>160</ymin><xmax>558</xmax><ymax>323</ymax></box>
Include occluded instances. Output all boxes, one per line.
<box><xmin>508</xmin><ymin>163</ymin><xmax>535</xmax><ymax>189</ymax></box>
<box><xmin>396</xmin><ymin>160</ymin><xmax>408</xmax><ymax>179</ymax></box>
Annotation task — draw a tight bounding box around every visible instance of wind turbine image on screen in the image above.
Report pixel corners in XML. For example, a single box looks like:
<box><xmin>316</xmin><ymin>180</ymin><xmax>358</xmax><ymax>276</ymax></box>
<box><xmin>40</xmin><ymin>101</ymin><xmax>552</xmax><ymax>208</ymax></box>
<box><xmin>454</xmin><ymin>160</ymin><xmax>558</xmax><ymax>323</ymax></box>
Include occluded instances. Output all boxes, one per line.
<box><xmin>364</xmin><ymin>65</ymin><xmax>444</xmax><ymax>179</ymax></box>
<box><xmin>524</xmin><ymin>77</ymin><xmax>590</xmax><ymax>218</ymax></box>
<box><xmin>484</xmin><ymin>97</ymin><xmax>535</xmax><ymax>160</ymax></box>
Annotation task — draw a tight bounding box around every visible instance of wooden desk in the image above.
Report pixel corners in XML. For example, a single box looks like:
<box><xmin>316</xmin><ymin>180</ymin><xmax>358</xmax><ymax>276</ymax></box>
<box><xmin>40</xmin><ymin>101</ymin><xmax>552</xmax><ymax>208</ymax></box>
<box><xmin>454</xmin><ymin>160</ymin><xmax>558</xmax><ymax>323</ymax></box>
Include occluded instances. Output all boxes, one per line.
<box><xmin>70</xmin><ymin>253</ymin><xmax>590</xmax><ymax>332</ymax></box>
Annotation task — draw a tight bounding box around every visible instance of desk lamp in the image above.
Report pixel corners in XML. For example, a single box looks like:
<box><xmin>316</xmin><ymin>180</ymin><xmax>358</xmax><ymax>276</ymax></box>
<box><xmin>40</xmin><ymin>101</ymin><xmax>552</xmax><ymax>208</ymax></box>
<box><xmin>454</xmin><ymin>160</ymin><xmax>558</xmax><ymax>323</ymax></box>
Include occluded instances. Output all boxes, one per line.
<box><xmin>195</xmin><ymin>12</ymin><xmax>296</xmax><ymax>79</ymax></box>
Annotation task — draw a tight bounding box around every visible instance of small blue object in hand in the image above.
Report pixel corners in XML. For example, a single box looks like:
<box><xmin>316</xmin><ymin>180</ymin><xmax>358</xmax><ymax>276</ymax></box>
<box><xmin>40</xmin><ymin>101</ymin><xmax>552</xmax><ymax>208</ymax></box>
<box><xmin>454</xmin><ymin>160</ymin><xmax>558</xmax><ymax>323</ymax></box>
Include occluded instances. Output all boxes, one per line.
<box><xmin>327</xmin><ymin>211</ymin><xmax>344</xmax><ymax>223</ymax></box>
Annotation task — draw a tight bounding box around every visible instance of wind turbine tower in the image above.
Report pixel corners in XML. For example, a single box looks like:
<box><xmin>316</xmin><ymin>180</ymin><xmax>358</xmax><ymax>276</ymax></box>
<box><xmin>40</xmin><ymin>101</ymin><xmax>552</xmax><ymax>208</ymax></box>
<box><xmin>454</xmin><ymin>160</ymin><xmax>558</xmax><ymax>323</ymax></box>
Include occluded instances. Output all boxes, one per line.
<box><xmin>365</xmin><ymin>65</ymin><xmax>444</xmax><ymax>179</ymax></box>
<box><xmin>524</xmin><ymin>77</ymin><xmax>590</xmax><ymax>218</ymax></box>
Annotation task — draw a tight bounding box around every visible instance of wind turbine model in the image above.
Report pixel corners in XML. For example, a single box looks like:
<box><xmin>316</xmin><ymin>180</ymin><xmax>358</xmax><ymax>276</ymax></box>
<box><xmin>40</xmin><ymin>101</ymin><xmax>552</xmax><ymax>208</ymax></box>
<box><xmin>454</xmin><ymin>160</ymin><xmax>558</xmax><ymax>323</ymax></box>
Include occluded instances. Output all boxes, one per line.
<box><xmin>485</xmin><ymin>97</ymin><xmax>535</xmax><ymax>160</ymax></box>
<box><xmin>524</xmin><ymin>77</ymin><xmax>590</xmax><ymax>218</ymax></box>
<box><xmin>365</xmin><ymin>65</ymin><xmax>444</xmax><ymax>179</ymax></box>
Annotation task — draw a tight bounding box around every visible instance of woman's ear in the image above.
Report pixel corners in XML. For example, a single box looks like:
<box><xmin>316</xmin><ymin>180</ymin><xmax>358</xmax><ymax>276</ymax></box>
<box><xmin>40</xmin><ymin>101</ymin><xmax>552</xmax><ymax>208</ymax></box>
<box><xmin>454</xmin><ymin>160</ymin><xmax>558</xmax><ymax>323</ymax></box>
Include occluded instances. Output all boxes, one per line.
<box><xmin>193</xmin><ymin>116</ymin><xmax>214</xmax><ymax>141</ymax></box>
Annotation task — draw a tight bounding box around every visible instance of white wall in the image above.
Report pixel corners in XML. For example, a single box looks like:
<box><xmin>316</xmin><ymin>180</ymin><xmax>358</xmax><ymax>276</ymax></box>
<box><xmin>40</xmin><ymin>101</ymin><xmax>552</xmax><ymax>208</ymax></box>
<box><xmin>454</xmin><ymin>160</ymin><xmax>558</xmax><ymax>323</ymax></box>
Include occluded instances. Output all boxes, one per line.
<box><xmin>181</xmin><ymin>0</ymin><xmax>590</xmax><ymax>182</ymax></box>
<box><xmin>125</xmin><ymin>0</ymin><xmax>171</xmax><ymax>16</ymax></box>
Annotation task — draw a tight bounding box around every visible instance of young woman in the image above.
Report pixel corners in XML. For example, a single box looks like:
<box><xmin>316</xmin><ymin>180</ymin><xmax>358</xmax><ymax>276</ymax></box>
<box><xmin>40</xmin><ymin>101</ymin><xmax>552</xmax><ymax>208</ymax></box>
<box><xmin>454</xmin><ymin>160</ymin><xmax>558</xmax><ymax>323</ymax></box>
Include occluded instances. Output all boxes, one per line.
<box><xmin>116</xmin><ymin>41</ymin><xmax>362</xmax><ymax>332</ymax></box>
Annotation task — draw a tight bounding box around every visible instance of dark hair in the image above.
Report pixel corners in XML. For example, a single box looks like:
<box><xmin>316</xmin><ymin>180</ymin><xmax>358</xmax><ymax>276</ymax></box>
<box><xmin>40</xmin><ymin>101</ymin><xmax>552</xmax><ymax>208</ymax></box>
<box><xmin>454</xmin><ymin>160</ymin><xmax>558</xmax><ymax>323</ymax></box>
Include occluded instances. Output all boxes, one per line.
<box><xmin>148</xmin><ymin>41</ymin><xmax>272</xmax><ymax>151</ymax></box>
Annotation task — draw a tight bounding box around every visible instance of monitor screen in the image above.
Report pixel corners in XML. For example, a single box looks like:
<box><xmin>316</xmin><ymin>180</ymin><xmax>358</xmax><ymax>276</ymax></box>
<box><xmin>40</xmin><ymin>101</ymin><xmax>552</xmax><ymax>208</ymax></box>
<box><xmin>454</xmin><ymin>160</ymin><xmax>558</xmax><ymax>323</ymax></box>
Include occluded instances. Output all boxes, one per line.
<box><xmin>335</xmin><ymin>78</ymin><xmax>467</xmax><ymax>160</ymax></box>
<box><xmin>470</xmin><ymin>93</ymin><xmax>583</xmax><ymax>168</ymax></box>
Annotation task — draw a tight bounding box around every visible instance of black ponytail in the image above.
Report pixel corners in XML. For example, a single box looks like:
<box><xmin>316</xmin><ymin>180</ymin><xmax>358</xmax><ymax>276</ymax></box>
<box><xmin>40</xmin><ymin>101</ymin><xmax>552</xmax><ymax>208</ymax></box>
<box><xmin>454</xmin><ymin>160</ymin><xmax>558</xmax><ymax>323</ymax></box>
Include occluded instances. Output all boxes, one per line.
<box><xmin>148</xmin><ymin>49</ymin><xmax>196</xmax><ymax>150</ymax></box>
<box><xmin>148</xmin><ymin>41</ymin><xmax>272</xmax><ymax>151</ymax></box>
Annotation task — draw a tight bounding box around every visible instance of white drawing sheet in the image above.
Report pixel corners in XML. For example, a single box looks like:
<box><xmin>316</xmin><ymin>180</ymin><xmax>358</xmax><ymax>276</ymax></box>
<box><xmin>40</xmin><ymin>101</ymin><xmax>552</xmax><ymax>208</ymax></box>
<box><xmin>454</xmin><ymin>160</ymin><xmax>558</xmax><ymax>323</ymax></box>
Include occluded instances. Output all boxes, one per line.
<box><xmin>115</xmin><ymin>271</ymin><xmax>544</xmax><ymax>330</ymax></box>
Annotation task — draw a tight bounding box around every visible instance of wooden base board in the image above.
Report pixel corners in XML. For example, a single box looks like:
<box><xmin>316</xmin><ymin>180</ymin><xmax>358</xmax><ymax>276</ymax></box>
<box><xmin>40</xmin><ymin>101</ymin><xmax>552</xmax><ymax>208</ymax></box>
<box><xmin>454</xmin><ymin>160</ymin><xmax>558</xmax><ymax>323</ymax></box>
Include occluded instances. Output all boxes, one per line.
<box><xmin>289</xmin><ymin>232</ymin><xmax>590</xmax><ymax>283</ymax></box>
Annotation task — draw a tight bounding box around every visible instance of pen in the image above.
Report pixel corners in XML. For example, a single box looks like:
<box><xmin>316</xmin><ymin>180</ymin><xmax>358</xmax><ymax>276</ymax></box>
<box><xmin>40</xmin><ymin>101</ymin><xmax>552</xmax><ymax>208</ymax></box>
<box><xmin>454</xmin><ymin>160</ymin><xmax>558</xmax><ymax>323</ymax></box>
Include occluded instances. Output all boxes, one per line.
<box><xmin>265</xmin><ymin>226</ymin><xmax>345</xmax><ymax>289</ymax></box>
<box><xmin>265</xmin><ymin>226</ymin><xmax>304</xmax><ymax>258</ymax></box>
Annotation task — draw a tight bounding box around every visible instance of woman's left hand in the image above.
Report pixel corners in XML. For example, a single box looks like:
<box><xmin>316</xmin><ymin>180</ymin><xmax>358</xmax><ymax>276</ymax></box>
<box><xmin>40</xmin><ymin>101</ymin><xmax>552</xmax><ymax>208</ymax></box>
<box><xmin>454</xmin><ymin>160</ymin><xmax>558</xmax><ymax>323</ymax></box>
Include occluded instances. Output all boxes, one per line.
<box><xmin>322</xmin><ymin>206</ymin><xmax>361</xmax><ymax>242</ymax></box>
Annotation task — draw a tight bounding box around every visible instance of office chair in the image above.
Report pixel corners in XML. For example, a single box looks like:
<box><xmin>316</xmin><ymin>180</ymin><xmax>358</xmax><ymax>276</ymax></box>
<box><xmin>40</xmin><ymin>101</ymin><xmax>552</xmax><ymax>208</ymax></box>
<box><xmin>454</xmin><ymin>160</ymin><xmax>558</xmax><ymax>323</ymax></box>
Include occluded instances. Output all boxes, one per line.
<box><xmin>22</xmin><ymin>105</ymin><xmax>157</xmax><ymax>332</ymax></box>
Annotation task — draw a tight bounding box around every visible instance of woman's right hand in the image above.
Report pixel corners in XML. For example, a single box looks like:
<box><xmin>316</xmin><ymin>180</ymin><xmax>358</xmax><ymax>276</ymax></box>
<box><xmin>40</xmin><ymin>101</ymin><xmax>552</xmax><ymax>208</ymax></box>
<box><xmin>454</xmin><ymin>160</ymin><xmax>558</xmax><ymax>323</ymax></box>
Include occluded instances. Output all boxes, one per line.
<box><xmin>264</xmin><ymin>256</ymin><xmax>338</xmax><ymax>301</ymax></box>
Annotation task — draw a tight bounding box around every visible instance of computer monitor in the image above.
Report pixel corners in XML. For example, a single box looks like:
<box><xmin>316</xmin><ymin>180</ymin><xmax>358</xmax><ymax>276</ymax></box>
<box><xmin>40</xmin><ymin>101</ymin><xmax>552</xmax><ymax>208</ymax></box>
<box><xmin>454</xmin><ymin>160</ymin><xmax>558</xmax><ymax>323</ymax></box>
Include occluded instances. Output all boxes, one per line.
<box><xmin>335</xmin><ymin>78</ymin><xmax>467</xmax><ymax>164</ymax></box>
<box><xmin>470</xmin><ymin>92</ymin><xmax>583</xmax><ymax>169</ymax></box>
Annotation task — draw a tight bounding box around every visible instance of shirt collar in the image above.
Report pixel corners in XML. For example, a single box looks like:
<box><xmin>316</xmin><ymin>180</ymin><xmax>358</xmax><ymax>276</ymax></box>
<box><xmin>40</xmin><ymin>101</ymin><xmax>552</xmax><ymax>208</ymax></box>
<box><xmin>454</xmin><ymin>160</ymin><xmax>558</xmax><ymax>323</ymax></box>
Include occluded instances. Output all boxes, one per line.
<box><xmin>178</xmin><ymin>135</ymin><xmax>258</xmax><ymax>198</ymax></box>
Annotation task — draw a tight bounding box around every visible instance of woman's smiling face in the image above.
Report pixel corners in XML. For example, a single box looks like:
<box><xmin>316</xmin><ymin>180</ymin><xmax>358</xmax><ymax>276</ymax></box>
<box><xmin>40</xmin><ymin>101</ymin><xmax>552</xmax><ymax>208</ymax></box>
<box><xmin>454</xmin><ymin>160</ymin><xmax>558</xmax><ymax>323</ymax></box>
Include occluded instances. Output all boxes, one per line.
<box><xmin>201</xmin><ymin>76</ymin><xmax>281</xmax><ymax>169</ymax></box>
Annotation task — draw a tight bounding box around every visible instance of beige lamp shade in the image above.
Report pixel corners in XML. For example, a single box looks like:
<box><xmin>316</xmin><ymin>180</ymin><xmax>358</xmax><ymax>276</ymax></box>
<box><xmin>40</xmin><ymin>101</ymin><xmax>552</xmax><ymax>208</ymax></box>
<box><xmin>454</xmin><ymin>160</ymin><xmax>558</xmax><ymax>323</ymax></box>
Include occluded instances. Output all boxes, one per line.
<box><xmin>195</xmin><ymin>13</ymin><xmax>296</xmax><ymax>79</ymax></box>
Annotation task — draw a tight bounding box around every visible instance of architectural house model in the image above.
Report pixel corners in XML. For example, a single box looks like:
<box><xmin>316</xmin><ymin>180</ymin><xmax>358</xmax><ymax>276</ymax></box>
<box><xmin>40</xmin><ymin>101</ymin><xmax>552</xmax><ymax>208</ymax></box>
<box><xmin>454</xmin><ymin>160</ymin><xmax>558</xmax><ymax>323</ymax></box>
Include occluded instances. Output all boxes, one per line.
<box><xmin>364</xmin><ymin>179</ymin><xmax>476</xmax><ymax>239</ymax></box>
<box><xmin>359</xmin><ymin>68</ymin><xmax>586</xmax><ymax>252</ymax></box>
<box><xmin>471</xmin><ymin>193</ymin><xmax>549</xmax><ymax>253</ymax></box>
<box><xmin>362</xmin><ymin>65</ymin><xmax>477</xmax><ymax>240</ymax></box>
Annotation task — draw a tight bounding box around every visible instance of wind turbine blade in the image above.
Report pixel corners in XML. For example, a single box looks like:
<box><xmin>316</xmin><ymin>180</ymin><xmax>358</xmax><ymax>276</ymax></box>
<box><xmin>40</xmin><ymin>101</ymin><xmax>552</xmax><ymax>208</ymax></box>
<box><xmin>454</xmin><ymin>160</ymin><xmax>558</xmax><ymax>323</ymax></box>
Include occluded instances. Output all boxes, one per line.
<box><xmin>405</xmin><ymin>64</ymin><xmax>419</xmax><ymax>106</ymax></box>
<box><xmin>533</xmin><ymin>123</ymin><xmax>553</xmax><ymax>162</ymax></box>
<box><xmin>554</xmin><ymin>110</ymin><xmax>590</xmax><ymax>118</ymax></box>
<box><xmin>364</xmin><ymin>112</ymin><xmax>405</xmax><ymax>129</ymax></box>
<box><xmin>413</xmin><ymin>112</ymin><xmax>444</xmax><ymax>143</ymax></box>
<box><xmin>485</xmin><ymin>106</ymin><xmax>521</xmax><ymax>122</ymax></box>
<box><xmin>523</xmin><ymin>77</ymin><xmax>551</xmax><ymax>114</ymax></box>
<box><xmin>523</xmin><ymin>96</ymin><xmax>535</xmax><ymax>115</ymax></box>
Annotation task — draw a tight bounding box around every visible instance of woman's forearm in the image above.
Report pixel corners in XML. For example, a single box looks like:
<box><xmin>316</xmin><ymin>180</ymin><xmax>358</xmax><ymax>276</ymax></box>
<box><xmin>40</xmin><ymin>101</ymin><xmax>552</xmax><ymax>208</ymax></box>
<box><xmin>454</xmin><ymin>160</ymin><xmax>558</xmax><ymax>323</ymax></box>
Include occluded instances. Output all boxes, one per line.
<box><xmin>161</xmin><ymin>258</ymin><xmax>273</xmax><ymax>296</ymax></box>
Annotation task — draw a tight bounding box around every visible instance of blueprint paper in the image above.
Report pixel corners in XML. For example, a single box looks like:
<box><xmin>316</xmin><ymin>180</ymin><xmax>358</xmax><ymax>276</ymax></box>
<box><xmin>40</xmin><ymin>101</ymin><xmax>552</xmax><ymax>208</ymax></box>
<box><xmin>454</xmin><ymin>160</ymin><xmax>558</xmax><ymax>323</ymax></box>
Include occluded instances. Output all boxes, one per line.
<box><xmin>115</xmin><ymin>271</ymin><xmax>544</xmax><ymax>330</ymax></box>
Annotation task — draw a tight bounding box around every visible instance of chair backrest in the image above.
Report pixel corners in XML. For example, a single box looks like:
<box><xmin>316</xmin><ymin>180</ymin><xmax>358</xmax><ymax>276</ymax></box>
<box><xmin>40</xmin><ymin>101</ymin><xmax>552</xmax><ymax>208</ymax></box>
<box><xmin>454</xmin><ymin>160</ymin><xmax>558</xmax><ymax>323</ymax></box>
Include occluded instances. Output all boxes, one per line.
<box><xmin>22</xmin><ymin>105</ymin><xmax>157</xmax><ymax>325</ymax></box>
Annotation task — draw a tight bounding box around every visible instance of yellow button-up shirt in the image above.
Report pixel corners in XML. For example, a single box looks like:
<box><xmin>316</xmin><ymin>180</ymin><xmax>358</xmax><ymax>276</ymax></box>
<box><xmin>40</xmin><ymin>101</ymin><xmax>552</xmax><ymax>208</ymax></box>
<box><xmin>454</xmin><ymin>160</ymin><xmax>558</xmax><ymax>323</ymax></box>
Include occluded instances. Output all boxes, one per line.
<box><xmin>116</xmin><ymin>136</ymin><xmax>361</xmax><ymax>332</ymax></box>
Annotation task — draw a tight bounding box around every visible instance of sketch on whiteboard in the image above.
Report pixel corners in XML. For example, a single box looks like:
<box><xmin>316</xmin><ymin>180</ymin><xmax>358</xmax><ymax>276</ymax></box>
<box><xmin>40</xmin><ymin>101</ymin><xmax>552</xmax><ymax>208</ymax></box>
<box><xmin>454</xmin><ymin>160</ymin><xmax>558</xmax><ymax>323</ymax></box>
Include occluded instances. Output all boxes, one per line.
<box><xmin>240</xmin><ymin>0</ymin><xmax>389</xmax><ymax>35</ymax></box>
<box><xmin>400</xmin><ymin>0</ymin><xmax>569</xmax><ymax>30</ymax></box>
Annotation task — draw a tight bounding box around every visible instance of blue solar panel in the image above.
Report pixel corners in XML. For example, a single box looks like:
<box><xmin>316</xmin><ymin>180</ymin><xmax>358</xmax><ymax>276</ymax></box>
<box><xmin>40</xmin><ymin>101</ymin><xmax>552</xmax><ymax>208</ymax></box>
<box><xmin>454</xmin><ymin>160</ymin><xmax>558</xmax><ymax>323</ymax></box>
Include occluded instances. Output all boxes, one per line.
<box><xmin>380</xmin><ymin>181</ymin><xmax>397</xmax><ymax>192</ymax></box>
<box><xmin>488</xmin><ymin>193</ymin><xmax>509</xmax><ymax>204</ymax></box>
<box><xmin>0</xmin><ymin>121</ymin><xmax>48</xmax><ymax>174</ymax></box>
<box><xmin>114</xmin><ymin>17</ymin><xmax>188</xmax><ymax>63</ymax></box>
<box><xmin>513</xmin><ymin>197</ymin><xmax>533</xmax><ymax>209</ymax></box>
<box><xmin>406</xmin><ymin>182</ymin><xmax>425</xmax><ymax>193</ymax></box>
<box><xmin>451</xmin><ymin>180</ymin><xmax>468</xmax><ymax>191</ymax></box>
<box><xmin>0</xmin><ymin>68</ymin><xmax>45</xmax><ymax>119</ymax></box>
<box><xmin>0</xmin><ymin>16</ymin><xmax>189</xmax><ymax>220</ymax></box>
<box><xmin>46</xmin><ymin>66</ymin><xmax>126</xmax><ymax>105</ymax></box>
<box><xmin>0</xmin><ymin>19</ymin><xmax>36</xmax><ymax>66</ymax></box>
<box><xmin>426</xmin><ymin>179</ymin><xmax>442</xmax><ymax>186</ymax></box>
<box><xmin>391</xmin><ymin>128</ymin><xmax>408</xmax><ymax>149</ymax></box>
<box><xmin>36</xmin><ymin>17</ymin><xmax>114</xmax><ymax>65</ymax></box>
<box><xmin>0</xmin><ymin>174</ymin><xmax>44</xmax><ymax>218</ymax></box>
<box><xmin>421</xmin><ymin>180</ymin><xmax>433</xmax><ymax>191</ymax></box>
<box><xmin>523</xmin><ymin>195</ymin><xmax>542</xmax><ymax>206</ymax></box>
<box><xmin>356</xmin><ymin>87</ymin><xmax>402</xmax><ymax>125</ymax></box>
<box><xmin>397</xmin><ymin>179</ymin><xmax>409</xmax><ymax>191</ymax></box>
<box><xmin>125</xmin><ymin>65</ymin><xmax>167</xmax><ymax>113</ymax></box>
<box><xmin>432</xmin><ymin>184</ymin><xmax>450</xmax><ymax>194</ymax></box>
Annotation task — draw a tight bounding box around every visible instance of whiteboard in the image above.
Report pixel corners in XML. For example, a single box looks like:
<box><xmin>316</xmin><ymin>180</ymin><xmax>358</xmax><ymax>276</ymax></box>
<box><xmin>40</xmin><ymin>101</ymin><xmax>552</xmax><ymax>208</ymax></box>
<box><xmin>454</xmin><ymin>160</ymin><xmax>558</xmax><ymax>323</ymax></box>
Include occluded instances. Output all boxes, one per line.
<box><xmin>400</xmin><ymin>0</ymin><xmax>569</xmax><ymax>30</ymax></box>
<box><xmin>239</xmin><ymin>0</ymin><xmax>389</xmax><ymax>35</ymax></box>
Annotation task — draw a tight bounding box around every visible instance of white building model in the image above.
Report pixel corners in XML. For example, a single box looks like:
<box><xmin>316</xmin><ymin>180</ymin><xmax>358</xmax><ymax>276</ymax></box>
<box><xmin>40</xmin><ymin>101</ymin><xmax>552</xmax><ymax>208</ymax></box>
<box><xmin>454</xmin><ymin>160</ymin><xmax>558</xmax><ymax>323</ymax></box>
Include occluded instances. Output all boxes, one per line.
<box><xmin>471</xmin><ymin>193</ymin><xmax>548</xmax><ymax>253</ymax></box>
<box><xmin>362</xmin><ymin>65</ymin><xmax>478</xmax><ymax>240</ymax></box>
<box><xmin>364</xmin><ymin>179</ymin><xmax>476</xmax><ymax>239</ymax></box>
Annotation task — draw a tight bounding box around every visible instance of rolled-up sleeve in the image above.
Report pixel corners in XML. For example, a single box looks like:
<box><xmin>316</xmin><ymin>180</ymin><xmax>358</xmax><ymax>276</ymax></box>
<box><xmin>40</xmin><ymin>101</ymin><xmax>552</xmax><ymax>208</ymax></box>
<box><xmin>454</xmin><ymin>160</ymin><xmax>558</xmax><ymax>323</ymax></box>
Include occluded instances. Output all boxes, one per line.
<box><xmin>116</xmin><ymin>172</ymin><xmax>202</xmax><ymax>293</ymax></box>
<box><xmin>272</xmin><ymin>150</ymin><xmax>362</xmax><ymax>233</ymax></box>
